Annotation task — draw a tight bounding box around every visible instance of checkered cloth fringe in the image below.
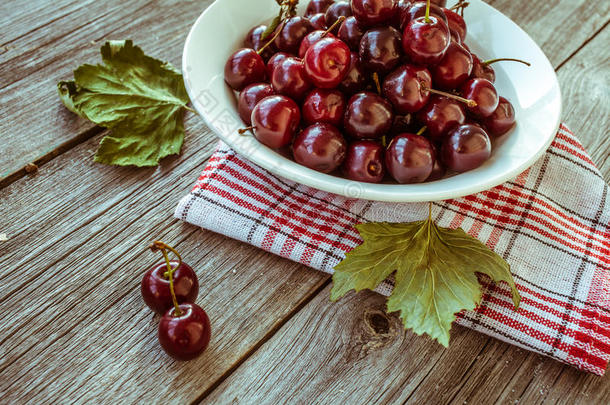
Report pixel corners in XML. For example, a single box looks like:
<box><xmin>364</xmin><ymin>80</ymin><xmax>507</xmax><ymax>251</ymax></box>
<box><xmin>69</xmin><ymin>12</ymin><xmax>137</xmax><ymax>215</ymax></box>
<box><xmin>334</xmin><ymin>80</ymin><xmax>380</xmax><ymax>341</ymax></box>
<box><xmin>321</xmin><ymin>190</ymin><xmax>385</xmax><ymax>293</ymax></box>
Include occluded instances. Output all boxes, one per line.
<box><xmin>175</xmin><ymin>124</ymin><xmax>610</xmax><ymax>375</ymax></box>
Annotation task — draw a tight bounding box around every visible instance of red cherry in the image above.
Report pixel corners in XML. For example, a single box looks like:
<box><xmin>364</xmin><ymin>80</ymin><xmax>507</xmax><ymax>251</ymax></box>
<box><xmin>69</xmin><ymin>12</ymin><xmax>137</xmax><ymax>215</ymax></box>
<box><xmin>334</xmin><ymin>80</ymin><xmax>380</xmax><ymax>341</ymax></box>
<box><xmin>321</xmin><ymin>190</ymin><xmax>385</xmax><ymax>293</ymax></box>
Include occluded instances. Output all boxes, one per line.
<box><xmin>359</xmin><ymin>27</ymin><xmax>403</xmax><ymax>76</ymax></box>
<box><xmin>382</xmin><ymin>64</ymin><xmax>432</xmax><ymax>114</ymax></box>
<box><xmin>342</xmin><ymin>140</ymin><xmax>386</xmax><ymax>183</ymax></box>
<box><xmin>141</xmin><ymin>261</ymin><xmax>199</xmax><ymax>315</ymax></box>
<box><xmin>338</xmin><ymin>16</ymin><xmax>365</xmax><ymax>51</ymax></box>
<box><xmin>390</xmin><ymin>114</ymin><xmax>416</xmax><ymax>136</ymax></box>
<box><xmin>325</xmin><ymin>1</ymin><xmax>353</xmax><ymax>32</ymax></box>
<box><xmin>460</xmin><ymin>78</ymin><xmax>499</xmax><ymax>118</ymax></box>
<box><xmin>224</xmin><ymin>48</ymin><xmax>266</xmax><ymax>91</ymax></box>
<box><xmin>338</xmin><ymin>52</ymin><xmax>370</xmax><ymax>95</ymax></box>
<box><xmin>392</xmin><ymin>0</ymin><xmax>412</xmax><ymax>29</ymax></box>
<box><xmin>444</xmin><ymin>8</ymin><xmax>467</xmax><ymax>42</ymax></box>
<box><xmin>402</xmin><ymin>1</ymin><xmax>448</xmax><ymax>29</ymax></box>
<box><xmin>431</xmin><ymin>41</ymin><xmax>473</xmax><ymax>89</ymax></box>
<box><xmin>158</xmin><ymin>303</ymin><xmax>211</xmax><ymax>361</ymax></box>
<box><xmin>309</xmin><ymin>13</ymin><xmax>328</xmax><ymax>30</ymax></box>
<box><xmin>441</xmin><ymin>124</ymin><xmax>492</xmax><ymax>172</ymax></box>
<box><xmin>344</xmin><ymin>92</ymin><xmax>394</xmax><ymax>139</ymax></box>
<box><xmin>271</xmin><ymin>56</ymin><xmax>312</xmax><ymax>101</ymax></box>
<box><xmin>302</xmin><ymin>88</ymin><xmax>347</xmax><ymax>127</ymax></box>
<box><xmin>274</xmin><ymin>16</ymin><xmax>314</xmax><ymax>54</ymax></box>
<box><xmin>251</xmin><ymin>95</ymin><xmax>301</xmax><ymax>149</ymax></box>
<box><xmin>483</xmin><ymin>96</ymin><xmax>516</xmax><ymax>137</ymax></box>
<box><xmin>266</xmin><ymin>52</ymin><xmax>291</xmax><ymax>78</ymax></box>
<box><xmin>299</xmin><ymin>30</ymin><xmax>335</xmax><ymax>58</ymax></box>
<box><xmin>402</xmin><ymin>15</ymin><xmax>450</xmax><ymax>65</ymax></box>
<box><xmin>244</xmin><ymin>25</ymin><xmax>277</xmax><ymax>61</ymax></box>
<box><xmin>428</xmin><ymin>156</ymin><xmax>446</xmax><ymax>181</ymax></box>
<box><xmin>304</xmin><ymin>37</ymin><xmax>351</xmax><ymax>88</ymax></box>
<box><xmin>352</xmin><ymin>0</ymin><xmax>397</xmax><ymax>27</ymax></box>
<box><xmin>385</xmin><ymin>133</ymin><xmax>436</xmax><ymax>184</ymax></box>
<box><xmin>471</xmin><ymin>55</ymin><xmax>496</xmax><ymax>82</ymax></box>
<box><xmin>416</xmin><ymin>95</ymin><xmax>467</xmax><ymax>142</ymax></box>
<box><xmin>292</xmin><ymin>123</ymin><xmax>347</xmax><ymax>173</ymax></box>
<box><xmin>238</xmin><ymin>83</ymin><xmax>275</xmax><ymax>125</ymax></box>
<box><xmin>306</xmin><ymin>0</ymin><xmax>335</xmax><ymax>16</ymax></box>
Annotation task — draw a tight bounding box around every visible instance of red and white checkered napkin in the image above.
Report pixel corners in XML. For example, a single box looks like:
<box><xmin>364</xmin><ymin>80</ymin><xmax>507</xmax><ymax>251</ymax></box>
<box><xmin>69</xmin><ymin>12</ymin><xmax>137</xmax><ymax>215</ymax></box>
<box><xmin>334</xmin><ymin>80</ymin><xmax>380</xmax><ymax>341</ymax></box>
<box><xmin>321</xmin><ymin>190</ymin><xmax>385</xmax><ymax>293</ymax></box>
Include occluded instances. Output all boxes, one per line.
<box><xmin>175</xmin><ymin>124</ymin><xmax>610</xmax><ymax>375</ymax></box>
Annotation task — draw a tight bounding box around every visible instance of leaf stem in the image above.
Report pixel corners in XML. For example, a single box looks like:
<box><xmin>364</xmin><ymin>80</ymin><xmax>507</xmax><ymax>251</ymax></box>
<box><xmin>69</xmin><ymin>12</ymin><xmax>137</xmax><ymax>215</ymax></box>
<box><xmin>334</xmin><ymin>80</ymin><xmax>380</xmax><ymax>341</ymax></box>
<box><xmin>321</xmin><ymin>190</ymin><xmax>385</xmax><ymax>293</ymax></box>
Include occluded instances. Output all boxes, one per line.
<box><xmin>184</xmin><ymin>106</ymin><xmax>196</xmax><ymax>113</ymax></box>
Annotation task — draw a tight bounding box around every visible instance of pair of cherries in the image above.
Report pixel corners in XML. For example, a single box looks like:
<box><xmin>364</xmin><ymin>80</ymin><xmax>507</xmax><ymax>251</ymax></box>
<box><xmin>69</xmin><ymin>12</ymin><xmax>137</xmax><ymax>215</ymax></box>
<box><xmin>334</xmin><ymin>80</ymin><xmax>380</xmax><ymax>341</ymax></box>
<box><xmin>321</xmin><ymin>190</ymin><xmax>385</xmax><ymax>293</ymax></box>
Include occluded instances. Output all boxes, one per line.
<box><xmin>141</xmin><ymin>241</ymin><xmax>211</xmax><ymax>360</ymax></box>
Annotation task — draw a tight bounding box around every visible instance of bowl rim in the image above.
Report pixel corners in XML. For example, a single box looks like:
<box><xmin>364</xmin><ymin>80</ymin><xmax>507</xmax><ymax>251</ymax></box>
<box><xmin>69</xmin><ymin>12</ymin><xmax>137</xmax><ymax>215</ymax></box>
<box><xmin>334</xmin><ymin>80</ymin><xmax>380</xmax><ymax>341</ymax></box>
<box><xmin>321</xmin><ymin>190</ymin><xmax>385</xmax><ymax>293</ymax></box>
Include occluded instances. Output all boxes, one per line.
<box><xmin>182</xmin><ymin>0</ymin><xmax>562</xmax><ymax>202</ymax></box>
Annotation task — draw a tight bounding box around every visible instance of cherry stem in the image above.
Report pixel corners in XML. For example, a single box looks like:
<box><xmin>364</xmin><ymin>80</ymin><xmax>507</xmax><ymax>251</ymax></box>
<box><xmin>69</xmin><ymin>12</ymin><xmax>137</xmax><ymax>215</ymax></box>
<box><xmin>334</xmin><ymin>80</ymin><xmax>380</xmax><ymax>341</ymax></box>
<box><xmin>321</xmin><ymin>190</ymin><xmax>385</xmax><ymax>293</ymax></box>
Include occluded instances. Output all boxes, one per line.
<box><xmin>482</xmin><ymin>58</ymin><xmax>531</xmax><ymax>67</ymax></box>
<box><xmin>323</xmin><ymin>16</ymin><xmax>345</xmax><ymax>37</ymax></box>
<box><xmin>381</xmin><ymin>135</ymin><xmax>387</xmax><ymax>147</ymax></box>
<box><xmin>421</xmin><ymin>82</ymin><xmax>477</xmax><ymax>107</ymax></box>
<box><xmin>151</xmin><ymin>241</ymin><xmax>183</xmax><ymax>317</ymax></box>
<box><xmin>238</xmin><ymin>126</ymin><xmax>256</xmax><ymax>135</ymax></box>
<box><xmin>258</xmin><ymin>21</ymin><xmax>284</xmax><ymax>55</ymax></box>
<box><xmin>416</xmin><ymin>126</ymin><xmax>427</xmax><ymax>136</ymax></box>
<box><xmin>184</xmin><ymin>106</ymin><xmax>196</xmax><ymax>113</ymax></box>
<box><xmin>425</xmin><ymin>0</ymin><xmax>431</xmax><ymax>23</ymax></box>
<box><xmin>373</xmin><ymin>72</ymin><xmax>381</xmax><ymax>94</ymax></box>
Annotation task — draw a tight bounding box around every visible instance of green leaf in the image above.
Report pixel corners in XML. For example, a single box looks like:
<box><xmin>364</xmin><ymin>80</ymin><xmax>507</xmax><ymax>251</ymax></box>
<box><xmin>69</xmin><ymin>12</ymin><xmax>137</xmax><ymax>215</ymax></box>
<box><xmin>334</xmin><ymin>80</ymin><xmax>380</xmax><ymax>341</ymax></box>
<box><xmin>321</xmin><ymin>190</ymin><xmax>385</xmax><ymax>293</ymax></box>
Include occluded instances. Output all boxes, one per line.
<box><xmin>58</xmin><ymin>40</ymin><xmax>189</xmax><ymax>167</ymax></box>
<box><xmin>331</xmin><ymin>214</ymin><xmax>520</xmax><ymax>347</ymax></box>
<box><xmin>262</xmin><ymin>15</ymin><xmax>282</xmax><ymax>40</ymax></box>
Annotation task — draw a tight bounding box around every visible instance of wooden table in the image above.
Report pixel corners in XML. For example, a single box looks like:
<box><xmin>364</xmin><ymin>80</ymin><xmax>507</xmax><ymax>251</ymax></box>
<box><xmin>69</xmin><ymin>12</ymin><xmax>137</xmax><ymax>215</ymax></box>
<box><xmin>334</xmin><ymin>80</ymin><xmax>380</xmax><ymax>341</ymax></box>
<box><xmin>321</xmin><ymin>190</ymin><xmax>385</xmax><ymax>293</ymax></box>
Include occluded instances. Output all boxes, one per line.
<box><xmin>1</xmin><ymin>1</ymin><xmax>609</xmax><ymax>403</ymax></box>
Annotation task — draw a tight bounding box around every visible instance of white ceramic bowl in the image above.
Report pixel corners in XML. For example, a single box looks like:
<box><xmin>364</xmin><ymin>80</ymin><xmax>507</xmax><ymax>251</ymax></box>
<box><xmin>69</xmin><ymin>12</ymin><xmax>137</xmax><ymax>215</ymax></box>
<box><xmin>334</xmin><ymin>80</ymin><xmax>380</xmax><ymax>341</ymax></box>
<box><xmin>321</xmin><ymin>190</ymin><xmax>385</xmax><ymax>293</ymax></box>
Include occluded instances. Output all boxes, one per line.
<box><xmin>183</xmin><ymin>0</ymin><xmax>561</xmax><ymax>202</ymax></box>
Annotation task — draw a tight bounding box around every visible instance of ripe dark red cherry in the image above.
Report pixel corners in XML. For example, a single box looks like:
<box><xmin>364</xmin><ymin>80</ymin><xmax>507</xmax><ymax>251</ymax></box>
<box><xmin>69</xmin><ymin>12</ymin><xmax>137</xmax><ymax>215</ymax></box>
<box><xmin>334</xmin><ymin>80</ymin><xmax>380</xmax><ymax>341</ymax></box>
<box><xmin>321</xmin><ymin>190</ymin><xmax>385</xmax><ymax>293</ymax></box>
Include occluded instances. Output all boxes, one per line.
<box><xmin>431</xmin><ymin>41</ymin><xmax>473</xmax><ymax>89</ymax></box>
<box><xmin>304</xmin><ymin>37</ymin><xmax>351</xmax><ymax>88</ymax></box>
<box><xmin>352</xmin><ymin>0</ymin><xmax>397</xmax><ymax>27</ymax></box>
<box><xmin>292</xmin><ymin>123</ymin><xmax>347</xmax><ymax>173</ymax></box>
<box><xmin>158</xmin><ymin>303</ymin><xmax>211</xmax><ymax>361</ymax></box>
<box><xmin>359</xmin><ymin>27</ymin><xmax>403</xmax><ymax>75</ymax></box>
<box><xmin>299</xmin><ymin>30</ymin><xmax>335</xmax><ymax>58</ymax></box>
<box><xmin>309</xmin><ymin>13</ymin><xmax>328</xmax><ymax>30</ymax></box>
<box><xmin>402</xmin><ymin>15</ymin><xmax>450</xmax><ymax>65</ymax></box>
<box><xmin>339</xmin><ymin>52</ymin><xmax>370</xmax><ymax>94</ymax></box>
<box><xmin>302</xmin><ymin>88</ymin><xmax>346</xmax><ymax>126</ymax></box>
<box><xmin>306</xmin><ymin>0</ymin><xmax>335</xmax><ymax>16</ymax></box>
<box><xmin>386</xmin><ymin>133</ymin><xmax>436</xmax><ymax>183</ymax></box>
<box><xmin>471</xmin><ymin>55</ymin><xmax>496</xmax><ymax>82</ymax></box>
<box><xmin>393</xmin><ymin>0</ymin><xmax>412</xmax><ymax>29</ymax></box>
<box><xmin>416</xmin><ymin>95</ymin><xmax>467</xmax><ymax>141</ymax></box>
<box><xmin>344</xmin><ymin>92</ymin><xmax>393</xmax><ymax>139</ymax></box>
<box><xmin>382</xmin><ymin>64</ymin><xmax>432</xmax><ymax>114</ymax></box>
<box><xmin>460</xmin><ymin>78</ymin><xmax>499</xmax><ymax>118</ymax></box>
<box><xmin>141</xmin><ymin>261</ymin><xmax>199</xmax><ymax>315</ymax></box>
<box><xmin>338</xmin><ymin>16</ymin><xmax>365</xmax><ymax>51</ymax></box>
<box><xmin>238</xmin><ymin>83</ymin><xmax>275</xmax><ymax>125</ymax></box>
<box><xmin>224</xmin><ymin>48</ymin><xmax>267</xmax><ymax>91</ymax></box>
<box><xmin>390</xmin><ymin>114</ymin><xmax>415</xmax><ymax>136</ymax></box>
<box><xmin>342</xmin><ymin>140</ymin><xmax>385</xmax><ymax>183</ymax></box>
<box><xmin>271</xmin><ymin>56</ymin><xmax>312</xmax><ymax>100</ymax></box>
<box><xmin>441</xmin><ymin>124</ymin><xmax>492</xmax><ymax>172</ymax></box>
<box><xmin>266</xmin><ymin>52</ymin><xmax>291</xmax><ymax>78</ymax></box>
<box><xmin>444</xmin><ymin>8</ymin><xmax>467</xmax><ymax>42</ymax></box>
<box><xmin>244</xmin><ymin>25</ymin><xmax>277</xmax><ymax>60</ymax></box>
<box><xmin>428</xmin><ymin>156</ymin><xmax>446</xmax><ymax>181</ymax></box>
<box><xmin>483</xmin><ymin>96</ymin><xmax>516</xmax><ymax>136</ymax></box>
<box><xmin>274</xmin><ymin>16</ymin><xmax>314</xmax><ymax>54</ymax></box>
<box><xmin>402</xmin><ymin>1</ymin><xmax>448</xmax><ymax>29</ymax></box>
<box><xmin>325</xmin><ymin>1</ymin><xmax>353</xmax><ymax>31</ymax></box>
<box><xmin>251</xmin><ymin>95</ymin><xmax>301</xmax><ymax>149</ymax></box>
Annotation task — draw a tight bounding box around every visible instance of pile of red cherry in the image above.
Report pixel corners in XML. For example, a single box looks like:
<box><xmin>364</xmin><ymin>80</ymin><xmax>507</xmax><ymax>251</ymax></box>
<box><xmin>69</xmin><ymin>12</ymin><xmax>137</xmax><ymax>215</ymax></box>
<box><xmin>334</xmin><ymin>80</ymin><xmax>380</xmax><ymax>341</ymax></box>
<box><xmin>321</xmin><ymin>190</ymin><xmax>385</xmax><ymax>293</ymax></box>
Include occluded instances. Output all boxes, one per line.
<box><xmin>225</xmin><ymin>0</ymin><xmax>526</xmax><ymax>184</ymax></box>
<box><xmin>141</xmin><ymin>241</ymin><xmax>211</xmax><ymax>360</ymax></box>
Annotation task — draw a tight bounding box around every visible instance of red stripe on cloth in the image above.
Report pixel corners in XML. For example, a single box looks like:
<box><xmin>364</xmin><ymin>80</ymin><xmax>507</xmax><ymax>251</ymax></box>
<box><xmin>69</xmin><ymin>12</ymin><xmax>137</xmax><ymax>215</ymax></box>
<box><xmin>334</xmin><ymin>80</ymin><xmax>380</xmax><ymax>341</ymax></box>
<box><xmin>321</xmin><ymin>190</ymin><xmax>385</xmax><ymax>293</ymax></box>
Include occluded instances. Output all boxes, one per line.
<box><xmin>211</xmin><ymin>167</ymin><xmax>362</xmax><ymax>245</ymax></box>
<box><xmin>551</xmin><ymin>140</ymin><xmax>596</xmax><ymax>167</ymax></box>
<box><xmin>448</xmin><ymin>198</ymin><xmax>610</xmax><ymax>265</ymax></box>
<box><xmin>556</xmin><ymin>131</ymin><xmax>586</xmax><ymax>152</ymax></box>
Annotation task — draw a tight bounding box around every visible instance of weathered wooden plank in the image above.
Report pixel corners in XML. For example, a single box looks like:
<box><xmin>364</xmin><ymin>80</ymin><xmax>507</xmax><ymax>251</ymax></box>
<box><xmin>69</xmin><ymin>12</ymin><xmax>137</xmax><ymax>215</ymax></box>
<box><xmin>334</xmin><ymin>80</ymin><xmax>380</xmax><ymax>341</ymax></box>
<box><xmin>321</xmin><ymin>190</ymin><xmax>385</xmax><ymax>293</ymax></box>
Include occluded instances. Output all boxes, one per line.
<box><xmin>556</xmin><ymin>25</ymin><xmax>610</xmax><ymax>179</ymax></box>
<box><xmin>0</xmin><ymin>0</ymin><xmax>212</xmax><ymax>184</ymax></box>
<box><xmin>487</xmin><ymin>0</ymin><xmax>608</xmax><ymax>68</ymax></box>
<box><xmin>0</xmin><ymin>116</ymin><xmax>326</xmax><ymax>403</ymax></box>
<box><xmin>202</xmin><ymin>287</ymin><xmax>610</xmax><ymax>404</ymax></box>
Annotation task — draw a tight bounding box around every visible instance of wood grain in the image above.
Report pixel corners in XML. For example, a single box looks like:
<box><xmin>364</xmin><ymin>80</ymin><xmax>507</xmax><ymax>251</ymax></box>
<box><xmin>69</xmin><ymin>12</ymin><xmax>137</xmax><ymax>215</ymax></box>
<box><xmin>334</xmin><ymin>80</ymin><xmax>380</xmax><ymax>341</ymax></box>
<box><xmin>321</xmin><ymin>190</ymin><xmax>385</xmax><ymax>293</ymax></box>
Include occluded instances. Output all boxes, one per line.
<box><xmin>0</xmin><ymin>0</ymin><xmax>212</xmax><ymax>184</ymax></box>
<box><xmin>202</xmin><ymin>287</ymin><xmax>610</xmax><ymax>405</ymax></box>
<box><xmin>557</xmin><ymin>25</ymin><xmax>610</xmax><ymax>179</ymax></box>
<box><xmin>0</xmin><ymin>118</ymin><xmax>327</xmax><ymax>403</ymax></box>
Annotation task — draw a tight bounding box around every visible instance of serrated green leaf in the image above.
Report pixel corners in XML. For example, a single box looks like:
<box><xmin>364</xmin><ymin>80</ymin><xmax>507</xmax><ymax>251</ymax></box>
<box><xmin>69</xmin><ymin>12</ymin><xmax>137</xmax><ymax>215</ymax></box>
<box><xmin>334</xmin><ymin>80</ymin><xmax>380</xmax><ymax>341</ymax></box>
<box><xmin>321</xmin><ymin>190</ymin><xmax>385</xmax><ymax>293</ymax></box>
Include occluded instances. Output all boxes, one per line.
<box><xmin>331</xmin><ymin>214</ymin><xmax>520</xmax><ymax>347</ymax></box>
<box><xmin>58</xmin><ymin>40</ymin><xmax>189</xmax><ymax>167</ymax></box>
